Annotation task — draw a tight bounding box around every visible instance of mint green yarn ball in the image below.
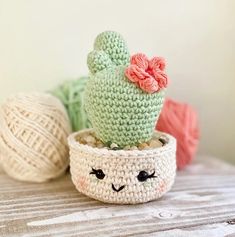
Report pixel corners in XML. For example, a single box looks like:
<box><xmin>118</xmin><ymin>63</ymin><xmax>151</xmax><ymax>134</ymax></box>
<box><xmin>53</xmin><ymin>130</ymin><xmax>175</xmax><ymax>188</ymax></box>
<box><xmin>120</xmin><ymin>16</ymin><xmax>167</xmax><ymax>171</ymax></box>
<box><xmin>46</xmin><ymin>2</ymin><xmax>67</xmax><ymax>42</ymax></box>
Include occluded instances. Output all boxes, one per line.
<box><xmin>85</xmin><ymin>66</ymin><xmax>164</xmax><ymax>147</ymax></box>
<box><xmin>51</xmin><ymin>77</ymin><xmax>90</xmax><ymax>132</ymax></box>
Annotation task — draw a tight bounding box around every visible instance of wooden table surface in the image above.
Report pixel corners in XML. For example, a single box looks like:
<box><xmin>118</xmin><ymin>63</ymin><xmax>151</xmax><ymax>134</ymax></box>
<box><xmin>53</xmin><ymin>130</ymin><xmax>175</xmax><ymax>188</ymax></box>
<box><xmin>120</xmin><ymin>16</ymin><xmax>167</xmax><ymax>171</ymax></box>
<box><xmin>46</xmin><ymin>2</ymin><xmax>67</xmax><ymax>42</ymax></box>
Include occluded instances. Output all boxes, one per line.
<box><xmin>1</xmin><ymin>156</ymin><xmax>235</xmax><ymax>237</ymax></box>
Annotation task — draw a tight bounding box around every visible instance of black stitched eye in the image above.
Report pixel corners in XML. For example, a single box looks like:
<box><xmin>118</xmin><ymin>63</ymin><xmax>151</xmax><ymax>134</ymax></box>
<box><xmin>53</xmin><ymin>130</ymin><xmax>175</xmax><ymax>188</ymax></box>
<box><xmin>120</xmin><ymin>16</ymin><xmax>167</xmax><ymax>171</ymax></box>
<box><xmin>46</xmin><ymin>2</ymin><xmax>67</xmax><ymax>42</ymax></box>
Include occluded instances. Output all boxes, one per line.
<box><xmin>90</xmin><ymin>168</ymin><xmax>105</xmax><ymax>180</ymax></box>
<box><xmin>137</xmin><ymin>170</ymin><xmax>156</xmax><ymax>182</ymax></box>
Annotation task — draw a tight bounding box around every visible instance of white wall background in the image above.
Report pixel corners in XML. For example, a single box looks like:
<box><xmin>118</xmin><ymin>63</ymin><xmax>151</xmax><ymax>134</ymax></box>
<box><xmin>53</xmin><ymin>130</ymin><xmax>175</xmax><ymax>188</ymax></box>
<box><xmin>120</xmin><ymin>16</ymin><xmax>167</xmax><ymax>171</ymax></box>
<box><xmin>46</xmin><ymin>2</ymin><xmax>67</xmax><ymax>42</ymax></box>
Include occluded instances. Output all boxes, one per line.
<box><xmin>0</xmin><ymin>0</ymin><xmax>234</xmax><ymax>163</ymax></box>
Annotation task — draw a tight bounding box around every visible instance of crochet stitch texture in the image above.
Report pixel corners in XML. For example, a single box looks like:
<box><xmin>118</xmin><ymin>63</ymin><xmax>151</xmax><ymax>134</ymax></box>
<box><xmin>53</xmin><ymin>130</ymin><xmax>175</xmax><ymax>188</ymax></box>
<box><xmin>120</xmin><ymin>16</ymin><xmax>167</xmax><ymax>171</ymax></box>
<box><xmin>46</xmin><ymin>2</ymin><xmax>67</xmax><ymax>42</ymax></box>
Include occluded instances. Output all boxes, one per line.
<box><xmin>85</xmin><ymin>31</ymin><xmax>165</xmax><ymax>147</ymax></box>
<box><xmin>68</xmin><ymin>129</ymin><xmax>176</xmax><ymax>204</ymax></box>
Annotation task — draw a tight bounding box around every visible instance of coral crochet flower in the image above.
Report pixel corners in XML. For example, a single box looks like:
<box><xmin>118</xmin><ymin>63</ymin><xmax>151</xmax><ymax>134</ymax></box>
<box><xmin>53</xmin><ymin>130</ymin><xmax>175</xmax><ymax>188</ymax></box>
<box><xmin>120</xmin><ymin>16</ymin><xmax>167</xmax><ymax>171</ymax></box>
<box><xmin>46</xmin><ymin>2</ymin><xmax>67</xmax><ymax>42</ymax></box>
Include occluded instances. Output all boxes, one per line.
<box><xmin>125</xmin><ymin>53</ymin><xmax>168</xmax><ymax>93</ymax></box>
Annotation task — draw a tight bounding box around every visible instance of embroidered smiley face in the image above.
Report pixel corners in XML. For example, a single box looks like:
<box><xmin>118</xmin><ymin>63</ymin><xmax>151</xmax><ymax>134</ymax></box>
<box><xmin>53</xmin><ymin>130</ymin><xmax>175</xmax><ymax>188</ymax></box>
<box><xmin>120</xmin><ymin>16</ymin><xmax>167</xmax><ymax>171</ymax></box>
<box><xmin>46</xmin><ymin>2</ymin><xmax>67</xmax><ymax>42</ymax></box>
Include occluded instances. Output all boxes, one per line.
<box><xmin>89</xmin><ymin>168</ymin><xmax>158</xmax><ymax>193</ymax></box>
<box><xmin>70</xmin><ymin>150</ymin><xmax>176</xmax><ymax>204</ymax></box>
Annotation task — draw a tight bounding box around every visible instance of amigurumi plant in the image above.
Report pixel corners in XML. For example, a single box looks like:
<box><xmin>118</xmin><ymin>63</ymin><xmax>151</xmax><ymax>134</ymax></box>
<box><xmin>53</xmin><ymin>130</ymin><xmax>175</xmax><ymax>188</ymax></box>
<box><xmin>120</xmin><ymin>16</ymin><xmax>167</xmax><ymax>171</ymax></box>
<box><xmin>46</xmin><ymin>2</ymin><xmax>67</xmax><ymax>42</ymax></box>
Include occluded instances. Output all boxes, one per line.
<box><xmin>85</xmin><ymin>31</ymin><xmax>168</xmax><ymax>147</ymax></box>
<box><xmin>68</xmin><ymin>31</ymin><xmax>176</xmax><ymax>204</ymax></box>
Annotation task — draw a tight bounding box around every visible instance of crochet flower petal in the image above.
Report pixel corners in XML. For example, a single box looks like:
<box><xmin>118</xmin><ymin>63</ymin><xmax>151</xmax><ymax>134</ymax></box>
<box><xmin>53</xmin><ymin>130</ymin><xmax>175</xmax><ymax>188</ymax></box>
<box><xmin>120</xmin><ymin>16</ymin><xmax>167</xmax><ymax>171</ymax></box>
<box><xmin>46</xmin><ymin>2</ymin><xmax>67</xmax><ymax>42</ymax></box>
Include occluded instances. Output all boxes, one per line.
<box><xmin>130</xmin><ymin>53</ymin><xmax>149</xmax><ymax>70</ymax></box>
<box><xmin>139</xmin><ymin>76</ymin><xmax>159</xmax><ymax>93</ymax></box>
<box><xmin>125</xmin><ymin>65</ymin><xmax>149</xmax><ymax>83</ymax></box>
<box><xmin>149</xmin><ymin>57</ymin><xmax>166</xmax><ymax>71</ymax></box>
<box><xmin>152</xmin><ymin>70</ymin><xmax>168</xmax><ymax>89</ymax></box>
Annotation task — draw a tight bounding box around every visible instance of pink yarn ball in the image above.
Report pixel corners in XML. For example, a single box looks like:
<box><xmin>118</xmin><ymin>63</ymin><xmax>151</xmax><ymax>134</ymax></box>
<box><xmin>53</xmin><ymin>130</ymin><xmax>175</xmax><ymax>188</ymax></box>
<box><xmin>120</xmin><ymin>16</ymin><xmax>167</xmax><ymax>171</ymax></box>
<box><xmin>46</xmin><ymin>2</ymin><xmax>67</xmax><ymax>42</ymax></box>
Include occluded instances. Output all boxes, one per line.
<box><xmin>156</xmin><ymin>98</ymin><xmax>199</xmax><ymax>169</ymax></box>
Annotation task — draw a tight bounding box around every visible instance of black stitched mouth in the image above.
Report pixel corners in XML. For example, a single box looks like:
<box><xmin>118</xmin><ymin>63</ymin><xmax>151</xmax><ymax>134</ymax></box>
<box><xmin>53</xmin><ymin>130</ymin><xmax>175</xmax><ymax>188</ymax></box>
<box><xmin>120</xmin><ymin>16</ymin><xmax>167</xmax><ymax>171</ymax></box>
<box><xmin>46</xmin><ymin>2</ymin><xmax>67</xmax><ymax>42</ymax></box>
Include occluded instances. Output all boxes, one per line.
<box><xmin>112</xmin><ymin>184</ymin><xmax>125</xmax><ymax>192</ymax></box>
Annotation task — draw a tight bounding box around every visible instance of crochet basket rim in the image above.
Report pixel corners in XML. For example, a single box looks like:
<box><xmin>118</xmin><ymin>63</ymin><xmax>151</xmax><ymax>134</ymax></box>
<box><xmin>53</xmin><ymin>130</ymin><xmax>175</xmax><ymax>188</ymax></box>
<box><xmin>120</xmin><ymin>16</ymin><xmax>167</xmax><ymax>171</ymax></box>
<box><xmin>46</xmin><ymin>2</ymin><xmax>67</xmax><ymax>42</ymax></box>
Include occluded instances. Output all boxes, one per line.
<box><xmin>68</xmin><ymin>128</ymin><xmax>176</xmax><ymax>158</ymax></box>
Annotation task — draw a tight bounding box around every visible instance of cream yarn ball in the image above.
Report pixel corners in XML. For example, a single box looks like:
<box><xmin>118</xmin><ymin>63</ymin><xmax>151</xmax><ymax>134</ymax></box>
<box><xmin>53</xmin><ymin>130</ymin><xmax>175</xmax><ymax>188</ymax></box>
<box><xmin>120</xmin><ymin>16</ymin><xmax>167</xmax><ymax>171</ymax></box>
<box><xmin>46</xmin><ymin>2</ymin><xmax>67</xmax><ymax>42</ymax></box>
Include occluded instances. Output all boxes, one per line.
<box><xmin>0</xmin><ymin>92</ymin><xmax>71</xmax><ymax>182</ymax></box>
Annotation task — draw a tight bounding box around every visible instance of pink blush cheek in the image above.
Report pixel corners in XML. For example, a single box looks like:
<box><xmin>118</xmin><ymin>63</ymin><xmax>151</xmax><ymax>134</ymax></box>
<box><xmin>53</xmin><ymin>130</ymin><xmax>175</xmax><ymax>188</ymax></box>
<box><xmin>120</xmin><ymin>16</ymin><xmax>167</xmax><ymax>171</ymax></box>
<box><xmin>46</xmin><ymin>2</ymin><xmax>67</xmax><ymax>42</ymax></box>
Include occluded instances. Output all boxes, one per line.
<box><xmin>76</xmin><ymin>176</ymin><xmax>88</xmax><ymax>192</ymax></box>
<box><xmin>156</xmin><ymin>180</ymin><xmax>168</xmax><ymax>195</ymax></box>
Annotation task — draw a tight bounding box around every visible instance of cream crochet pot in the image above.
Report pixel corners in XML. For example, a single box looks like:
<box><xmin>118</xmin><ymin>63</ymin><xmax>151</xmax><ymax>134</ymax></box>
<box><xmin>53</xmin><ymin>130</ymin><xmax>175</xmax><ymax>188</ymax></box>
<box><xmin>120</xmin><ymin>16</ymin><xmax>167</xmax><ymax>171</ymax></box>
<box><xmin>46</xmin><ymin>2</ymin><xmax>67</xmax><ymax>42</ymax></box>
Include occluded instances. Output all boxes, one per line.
<box><xmin>68</xmin><ymin>129</ymin><xmax>176</xmax><ymax>204</ymax></box>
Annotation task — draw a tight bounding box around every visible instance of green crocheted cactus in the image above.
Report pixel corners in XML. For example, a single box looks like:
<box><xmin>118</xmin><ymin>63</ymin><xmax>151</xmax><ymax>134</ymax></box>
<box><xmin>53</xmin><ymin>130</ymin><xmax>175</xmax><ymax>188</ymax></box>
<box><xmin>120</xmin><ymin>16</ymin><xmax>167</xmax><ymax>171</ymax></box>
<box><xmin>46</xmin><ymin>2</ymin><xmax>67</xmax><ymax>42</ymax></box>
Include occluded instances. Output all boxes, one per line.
<box><xmin>85</xmin><ymin>31</ymin><xmax>165</xmax><ymax>147</ymax></box>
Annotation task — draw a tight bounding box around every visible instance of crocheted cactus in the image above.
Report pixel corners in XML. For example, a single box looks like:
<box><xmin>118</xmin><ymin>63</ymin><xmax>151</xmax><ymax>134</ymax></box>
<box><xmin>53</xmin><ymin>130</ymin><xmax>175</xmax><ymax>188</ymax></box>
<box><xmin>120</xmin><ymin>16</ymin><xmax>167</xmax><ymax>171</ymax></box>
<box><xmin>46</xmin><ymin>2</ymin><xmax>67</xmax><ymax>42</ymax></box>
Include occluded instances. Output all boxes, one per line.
<box><xmin>85</xmin><ymin>31</ymin><xmax>167</xmax><ymax>147</ymax></box>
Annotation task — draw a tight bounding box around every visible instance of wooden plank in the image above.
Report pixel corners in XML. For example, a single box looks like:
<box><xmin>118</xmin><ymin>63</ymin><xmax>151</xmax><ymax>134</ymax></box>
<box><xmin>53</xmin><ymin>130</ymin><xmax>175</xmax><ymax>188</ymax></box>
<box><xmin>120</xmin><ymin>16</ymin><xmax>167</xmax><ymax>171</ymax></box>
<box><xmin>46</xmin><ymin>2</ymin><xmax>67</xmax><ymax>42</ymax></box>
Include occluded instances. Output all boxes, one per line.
<box><xmin>0</xmin><ymin>156</ymin><xmax>235</xmax><ymax>236</ymax></box>
<box><xmin>134</xmin><ymin>223</ymin><xmax>235</xmax><ymax>237</ymax></box>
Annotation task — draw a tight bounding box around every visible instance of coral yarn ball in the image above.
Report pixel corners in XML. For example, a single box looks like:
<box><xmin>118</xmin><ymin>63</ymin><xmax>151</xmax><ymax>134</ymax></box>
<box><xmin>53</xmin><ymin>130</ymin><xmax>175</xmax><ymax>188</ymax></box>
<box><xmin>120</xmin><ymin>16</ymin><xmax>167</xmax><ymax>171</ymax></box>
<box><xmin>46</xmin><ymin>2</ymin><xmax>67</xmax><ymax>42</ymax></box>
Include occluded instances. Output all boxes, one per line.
<box><xmin>0</xmin><ymin>93</ymin><xmax>71</xmax><ymax>182</ymax></box>
<box><xmin>156</xmin><ymin>98</ymin><xmax>199</xmax><ymax>169</ymax></box>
